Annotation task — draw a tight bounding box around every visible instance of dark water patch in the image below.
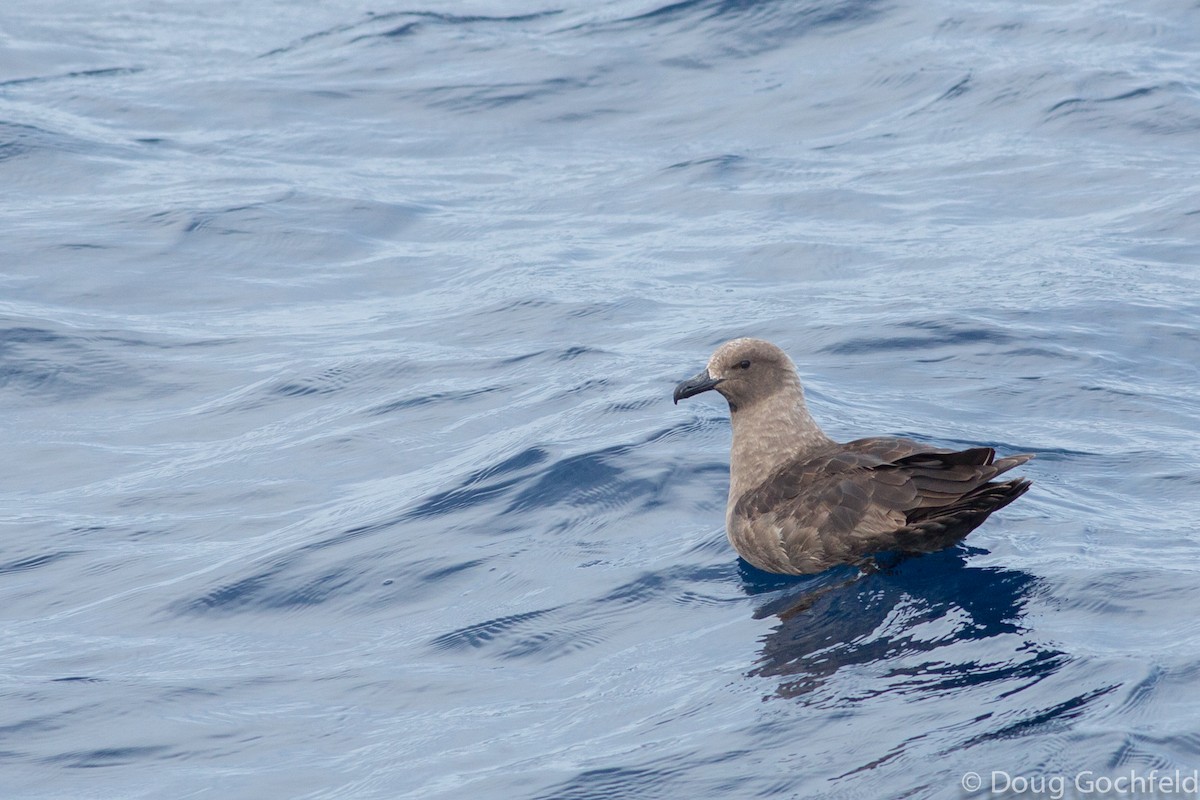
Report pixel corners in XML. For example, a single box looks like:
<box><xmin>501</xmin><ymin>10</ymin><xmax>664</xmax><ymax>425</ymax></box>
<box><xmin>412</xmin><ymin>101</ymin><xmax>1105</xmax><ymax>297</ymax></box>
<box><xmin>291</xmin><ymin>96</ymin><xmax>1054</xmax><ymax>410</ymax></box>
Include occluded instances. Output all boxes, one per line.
<box><xmin>959</xmin><ymin>685</ymin><xmax>1119</xmax><ymax>748</ymax></box>
<box><xmin>934</xmin><ymin>73</ymin><xmax>972</xmax><ymax>103</ymax></box>
<box><xmin>359</xmin><ymin>553</ymin><xmax>501</xmax><ymax>611</ymax></box>
<box><xmin>742</xmin><ymin>561</ymin><xmax>861</xmax><ymax>600</ymax></box>
<box><xmin>1048</xmin><ymin>87</ymin><xmax>1160</xmax><ymax>117</ymax></box>
<box><xmin>260</xmin><ymin>569</ymin><xmax>357</xmax><ymax>609</ymax></box>
<box><xmin>675</xmin><ymin>588</ymin><xmax>740</xmax><ymax>606</ymax></box>
<box><xmin>371</xmin><ymin>21</ymin><xmax>420</xmax><ymax>40</ymax></box>
<box><xmin>420</xmin><ymin>558</ymin><xmax>487</xmax><ymax>583</ymax></box>
<box><xmin>182</xmin><ymin>564</ymin><xmax>357</xmax><ymax>613</ymax></box>
<box><xmin>269</xmin><ymin>365</ymin><xmax>359</xmax><ymax>397</ymax></box>
<box><xmin>504</xmin><ymin>442</ymin><xmax>662</xmax><ymax>514</ymax></box>
<box><xmin>607</xmin><ymin>397</ymin><xmax>660</xmax><ymax>411</ymax></box>
<box><xmin>683</xmin><ymin>528</ymin><xmax>738</xmax><ymax>560</ymax></box>
<box><xmin>418</xmin><ymin>76</ymin><xmax>586</xmax><ymax>113</ymax></box>
<box><xmin>271</xmin><ymin>382</ymin><xmax>323</xmax><ymax>397</ymax></box>
<box><xmin>175</xmin><ymin>553</ymin><xmax>361</xmax><ymax>614</ymax></box>
<box><xmin>598</xmin><ymin>572</ymin><xmax>670</xmax><ymax>605</ymax></box>
<box><xmin>487</xmin><ymin>429</ymin><xmax>710</xmax><ymax>515</ymax></box>
<box><xmin>0</xmin><ymin>141</ymin><xmax>26</xmax><ymax>161</ymax></box>
<box><xmin>0</xmin><ymin>122</ymin><xmax>48</xmax><ymax>161</ymax></box>
<box><xmin>1119</xmin><ymin>731</ymin><xmax>1200</xmax><ymax>767</ymax></box>
<box><xmin>258</xmin><ymin>19</ymin><xmax>360</xmax><ymax>58</ymax></box>
<box><xmin>666</xmin><ymin>153</ymin><xmax>747</xmax><ymax>171</ymax></box>
<box><xmin>405</xmin><ymin>447</ymin><xmax>551</xmax><ymax>519</ymax></box>
<box><xmin>999</xmin><ymin>345</ymin><xmax>1083</xmax><ymax>361</ymax></box>
<box><xmin>0</xmin><ymin>327</ymin><xmax>65</xmax><ymax>347</ymax></box>
<box><xmin>662</xmin><ymin>153</ymin><xmax>756</xmax><ymax>186</ymax></box>
<box><xmin>1042</xmin><ymin>80</ymin><xmax>1200</xmax><ymax>136</ymax></box>
<box><xmin>0</xmin><ymin>326</ymin><xmax>141</xmax><ymax>401</ymax></box>
<box><xmin>371</xmin><ymin>385</ymin><xmax>505</xmax><ymax>414</ymax></box>
<box><xmin>176</xmin><ymin>512</ymin><xmax>471</xmax><ymax>615</ymax></box>
<box><xmin>429</xmin><ymin>564</ymin><xmax>729</xmax><ymax>660</ymax></box>
<box><xmin>628</xmin><ymin>567</ymin><xmax>734</xmax><ymax>605</ymax></box>
<box><xmin>559</xmin><ymin>376</ymin><xmax>609</xmax><ymax>395</ymax></box>
<box><xmin>1108</xmin><ymin>664</ymin><xmax>1165</xmax><ymax>721</ymax></box>
<box><xmin>346</xmin><ymin>10</ymin><xmax>565</xmax><ymax>45</ymax></box>
<box><xmin>587</xmin><ymin>0</ymin><xmax>887</xmax><ymax>57</ymax></box>
<box><xmin>836</xmin><ymin>735</ymin><xmax>929</xmax><ymax>779</ymax></box>
<box><xmin>0</xmin><ymin>117</ymin><xmax>149</xmax><ymax>166</ymax></box>
<box><xmin>611</xmin><ymin>0</ymin><xmax>714</xmax><ymax>25</ymax></box>
<box><xmin>0</xmin><ymin>551</ymin><xmax>76</xmax><ymax>575</ymax></box>
<box><xmin>0</xmin><ymin>66</ymin><xmax>144</xmax><ymax>89</ymax></box>
<box><xmin>644</xmin><ymin>420</ymin><xmax>722</xmax><ymax>446</ymax></box>
<box><xmin>179</xmin><ymin>564</ymin><xmax>284</xmax><ymax>613</ymax></box>
<box><xmin>530</xmin><ymin>762</ymin><xmax>688</xmax><ymax>800</ymax></box>
<box><xmin>177</xmin><ymin>205</ymin><xmax>260</xmax><ymax>236</ymax></box>
<box><xmin>616</xmin><ymin>0</ymin><xmax>830</xmax><ymax>27</ymax></box>
<box><xmin>0</xmin><ymin>713</ymin><xmax>62</xmax><ymax>738</ymax></box>
<box><xmin>558</xmin><ymin>345</ymin><xmax>601</xmax><ymax>361</ymax></box>
<box><xmin>484</xmin><ymin>298</ymin><xmax>555</xmax><ymax>314</ymax></box>
<box><xmin>368</xmin><ymin>9</ymin><xmax>564</xmax><ymax>27</ymax></box>
<box><xmin>307</xmin><ymin>514</ymin><xmax>409</xmax><ymax>550</ymax></box>
<box><xmin>1111</xmin><ymin>738</ymin><xmax>1182</xmax><ymax>772</ymax></box>
<box><xmin>497</xmin><ymin>622</ymin><xmax>606</xmax><ymax>660</ymax></box>
<box><xmin>431</xmin><ymin>607</ymin><xmax>561</xmax><ymax>651</ymax></box>
<box><xmin>822</xmin><ymin>319</ymin><xmax>1012</xmax><ymax>355</ymax></box>
<box><xmin>45</xmin><ymin>745</ymin><xmax>171</xmax><ymax>769</ymax></box>
<box><xmin>460</xmin><ymin>298</ymin><xmax>662</xmax><ymax>342</ymax></box>
<box><xmin>499</xmin><ymin>349</ymin><xmax>549</xmax><ymax>365</ymax></box>
<box><xmin>551</xmin><ymin>108</ymin><xmax>624</xmax><ymax>123</ymax></box>
<box><xmin>1099</xmin><ymin>87</ymin><xmax>1159</xmax><ymax>104</ymax></box>
<box><xmin>749</xmin><ymin>550</ymin><xmax>1053</xmax><ymax>699</ymax></box>
<box><xmin>56</xmin><ymin>242</ymin><xmax>109</xmax><ymax>250</ymax></box>
<box><xmin>148</xmin><ymin>193</ymin><xmax>429</xmax><ymax>253</ymax></box>
<box><xmin>412</xmin><ymin>472</ymin><xmax>529</xmax><ymax>518</ymax></box>
<box><xmin>667</xmin><ymin>566</ymin><xmax>739</xmax><ymax>604</ymax></box>
<box><xmin>565</xmin><ymin>297</ymin><xmax>662</xmax><ymax>321</ymax></box>
<box><xmin>884</xmin><ymin>646</ymin><xmax>1071</xmax><ymax>699</ymax></box>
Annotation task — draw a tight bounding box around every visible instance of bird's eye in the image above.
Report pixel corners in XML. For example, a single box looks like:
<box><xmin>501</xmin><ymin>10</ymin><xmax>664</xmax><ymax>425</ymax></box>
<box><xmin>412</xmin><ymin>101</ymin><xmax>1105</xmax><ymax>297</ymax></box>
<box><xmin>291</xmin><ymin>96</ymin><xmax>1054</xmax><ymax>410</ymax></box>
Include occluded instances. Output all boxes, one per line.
<box><xmin>738</xmin><ymin>360</ymin><xmax>751</xmax><ymax>370</ymax></box>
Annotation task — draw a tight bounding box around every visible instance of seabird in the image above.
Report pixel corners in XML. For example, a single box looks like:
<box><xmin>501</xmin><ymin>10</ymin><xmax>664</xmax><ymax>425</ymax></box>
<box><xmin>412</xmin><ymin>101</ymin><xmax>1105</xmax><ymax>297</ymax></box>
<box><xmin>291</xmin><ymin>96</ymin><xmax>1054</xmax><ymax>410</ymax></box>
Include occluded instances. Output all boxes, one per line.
<box><xmin>673</xmin><ymin>338</ymin><xmax>1033</xmax><ymax>575</ymax></box>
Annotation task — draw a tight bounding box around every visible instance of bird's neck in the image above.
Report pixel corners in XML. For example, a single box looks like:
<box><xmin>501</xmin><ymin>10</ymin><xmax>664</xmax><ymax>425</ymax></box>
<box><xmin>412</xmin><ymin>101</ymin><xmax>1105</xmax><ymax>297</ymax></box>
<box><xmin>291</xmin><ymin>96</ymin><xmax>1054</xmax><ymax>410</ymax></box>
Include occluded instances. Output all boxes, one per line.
<box><xmin>727</xmin><ymin>386</ymin><xmax>832</xmax><ymax>500</ymax></box>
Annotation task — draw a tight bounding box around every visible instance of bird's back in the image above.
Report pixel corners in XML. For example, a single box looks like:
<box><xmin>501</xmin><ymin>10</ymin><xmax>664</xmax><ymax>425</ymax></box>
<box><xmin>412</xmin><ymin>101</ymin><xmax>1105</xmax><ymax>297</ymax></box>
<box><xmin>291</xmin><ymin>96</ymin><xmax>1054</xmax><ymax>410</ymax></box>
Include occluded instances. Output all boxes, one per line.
<box><xmin>727</xmin><ymin>438</ymin><xmax>1032</xmax><ymax>575</ymax></box>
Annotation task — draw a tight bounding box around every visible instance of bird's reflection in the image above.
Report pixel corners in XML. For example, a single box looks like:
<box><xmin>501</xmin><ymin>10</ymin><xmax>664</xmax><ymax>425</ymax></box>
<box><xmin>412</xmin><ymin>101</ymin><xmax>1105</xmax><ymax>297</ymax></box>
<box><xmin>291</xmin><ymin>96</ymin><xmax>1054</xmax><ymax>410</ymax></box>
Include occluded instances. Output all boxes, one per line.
<box><xmin>741</xmin><ymin>547</ymin><xmax>1066</xmax><ymax>699</ymax></box>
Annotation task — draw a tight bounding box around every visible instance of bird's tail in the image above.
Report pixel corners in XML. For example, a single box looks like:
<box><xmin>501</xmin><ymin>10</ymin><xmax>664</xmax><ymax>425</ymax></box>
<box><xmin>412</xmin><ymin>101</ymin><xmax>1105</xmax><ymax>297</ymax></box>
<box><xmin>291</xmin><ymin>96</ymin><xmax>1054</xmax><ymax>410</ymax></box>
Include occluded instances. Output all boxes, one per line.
<box><xmin>898</xmin><ymin>477</ymin><xmax>1032</xmax><ymax>552</ymax></box>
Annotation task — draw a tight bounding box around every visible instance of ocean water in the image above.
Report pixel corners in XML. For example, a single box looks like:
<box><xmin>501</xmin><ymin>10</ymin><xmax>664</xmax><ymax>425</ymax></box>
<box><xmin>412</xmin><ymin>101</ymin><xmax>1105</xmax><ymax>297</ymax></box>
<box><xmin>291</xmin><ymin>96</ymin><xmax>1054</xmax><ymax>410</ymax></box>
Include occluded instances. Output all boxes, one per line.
<box><xmin>3</xmin><ymin>1</ymin><xmax>1200</xmax><ymax>798</ymax></box>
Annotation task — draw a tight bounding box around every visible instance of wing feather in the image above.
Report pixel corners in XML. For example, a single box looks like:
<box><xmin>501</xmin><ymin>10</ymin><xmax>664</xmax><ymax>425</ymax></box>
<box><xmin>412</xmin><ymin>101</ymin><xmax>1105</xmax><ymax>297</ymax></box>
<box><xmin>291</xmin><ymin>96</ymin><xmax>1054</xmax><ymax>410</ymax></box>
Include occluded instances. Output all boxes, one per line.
<box><xmin>730</xmin><ymin>440</ymin><xmax>1034</xmax><ymax>574</ymax></box>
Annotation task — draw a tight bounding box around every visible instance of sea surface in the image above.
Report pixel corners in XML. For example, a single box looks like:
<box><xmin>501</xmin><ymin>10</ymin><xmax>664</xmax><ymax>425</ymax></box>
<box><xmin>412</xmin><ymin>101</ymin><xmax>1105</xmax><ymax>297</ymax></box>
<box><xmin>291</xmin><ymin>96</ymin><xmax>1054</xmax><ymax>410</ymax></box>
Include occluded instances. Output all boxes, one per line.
<box><xmin>3</xmin><ymin>1</ymin><xmax>1200</xmax><ymax>798</ymax></box>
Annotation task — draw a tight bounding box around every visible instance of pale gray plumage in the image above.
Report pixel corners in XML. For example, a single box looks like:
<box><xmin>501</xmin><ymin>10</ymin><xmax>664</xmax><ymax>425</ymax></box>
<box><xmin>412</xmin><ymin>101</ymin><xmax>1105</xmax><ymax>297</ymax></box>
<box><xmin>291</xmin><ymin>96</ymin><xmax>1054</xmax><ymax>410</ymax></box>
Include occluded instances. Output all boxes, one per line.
<box><xmin>673</xmin><ymin>338</ymin><xmax>1033</xmax><ymax>575</ymax></box>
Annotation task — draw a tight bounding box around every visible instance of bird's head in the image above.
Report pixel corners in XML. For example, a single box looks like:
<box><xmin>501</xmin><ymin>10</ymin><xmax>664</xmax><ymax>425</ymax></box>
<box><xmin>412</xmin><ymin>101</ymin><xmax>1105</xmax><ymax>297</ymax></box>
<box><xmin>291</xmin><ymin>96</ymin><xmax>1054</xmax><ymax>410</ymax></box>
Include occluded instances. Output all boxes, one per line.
<box><xmin>673</xmin><ymin>338</ymin><xmax>799</xmax><ymax>413</ymax></box>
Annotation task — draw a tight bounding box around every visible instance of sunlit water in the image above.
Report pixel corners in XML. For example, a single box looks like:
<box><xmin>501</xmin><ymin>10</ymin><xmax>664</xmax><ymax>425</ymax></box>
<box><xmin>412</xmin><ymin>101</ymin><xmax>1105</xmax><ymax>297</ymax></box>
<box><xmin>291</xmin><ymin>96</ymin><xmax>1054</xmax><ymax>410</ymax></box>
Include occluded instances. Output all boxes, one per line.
<box><xmin>3</xmin><ymin>1</ymin><xmax>1200</xmax><ymax>798</ymax></box>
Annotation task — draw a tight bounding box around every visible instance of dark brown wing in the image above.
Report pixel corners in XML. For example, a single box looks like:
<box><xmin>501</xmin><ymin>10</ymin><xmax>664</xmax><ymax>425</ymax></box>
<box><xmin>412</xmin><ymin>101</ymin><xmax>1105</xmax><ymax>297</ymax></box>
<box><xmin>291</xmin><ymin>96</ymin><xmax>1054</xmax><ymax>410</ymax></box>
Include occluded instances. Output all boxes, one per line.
<box><xmin>731</xmin><ymin>442</ymin><xmax>1033</xmax><ymax>574</ymax></box>
<box><xmin>839</xmin><ymin>436</ymin><xmax>949</xmax><ymax>462</ymax></box>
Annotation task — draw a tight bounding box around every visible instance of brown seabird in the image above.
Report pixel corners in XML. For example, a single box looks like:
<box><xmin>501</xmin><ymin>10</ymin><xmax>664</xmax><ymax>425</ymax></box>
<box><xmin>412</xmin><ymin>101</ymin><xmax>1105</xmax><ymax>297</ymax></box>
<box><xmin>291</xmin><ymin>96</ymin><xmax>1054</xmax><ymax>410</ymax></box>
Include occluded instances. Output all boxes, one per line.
<box><xmin>673</xmin><ymin>338</ymin><xmax>1033</xmax><ymax>575</ymax></box>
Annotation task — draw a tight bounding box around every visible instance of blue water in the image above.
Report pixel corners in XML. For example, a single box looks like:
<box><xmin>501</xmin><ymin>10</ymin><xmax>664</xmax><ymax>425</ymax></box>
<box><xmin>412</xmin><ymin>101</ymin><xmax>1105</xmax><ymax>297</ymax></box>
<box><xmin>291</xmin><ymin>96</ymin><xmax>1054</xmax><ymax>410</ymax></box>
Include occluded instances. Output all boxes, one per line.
<box><xmin>3</xmin><ymin>1</ymin><xmax>1200</xmax><ymax>798</ymax></box>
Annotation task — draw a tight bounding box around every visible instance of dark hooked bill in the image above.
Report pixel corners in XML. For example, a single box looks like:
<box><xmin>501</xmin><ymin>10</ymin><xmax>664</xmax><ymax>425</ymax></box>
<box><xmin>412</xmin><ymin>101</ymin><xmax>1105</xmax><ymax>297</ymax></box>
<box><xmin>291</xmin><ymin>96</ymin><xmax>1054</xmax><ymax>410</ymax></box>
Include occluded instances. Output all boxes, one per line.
<box><xmin>673</xmin><ymin>369</ymin><xmax>722</xmax><ymax>404</ymax></box>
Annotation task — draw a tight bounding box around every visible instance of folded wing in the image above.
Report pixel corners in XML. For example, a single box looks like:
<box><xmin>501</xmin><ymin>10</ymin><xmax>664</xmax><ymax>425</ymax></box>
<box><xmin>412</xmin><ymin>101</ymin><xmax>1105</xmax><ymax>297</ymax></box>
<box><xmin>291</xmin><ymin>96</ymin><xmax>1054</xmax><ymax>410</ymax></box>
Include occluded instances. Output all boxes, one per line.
<box><xmin>731</xmin><ymin>440</ymin><xmax>1033</xmax><ymax>574</ymax></box>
